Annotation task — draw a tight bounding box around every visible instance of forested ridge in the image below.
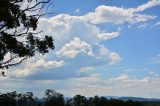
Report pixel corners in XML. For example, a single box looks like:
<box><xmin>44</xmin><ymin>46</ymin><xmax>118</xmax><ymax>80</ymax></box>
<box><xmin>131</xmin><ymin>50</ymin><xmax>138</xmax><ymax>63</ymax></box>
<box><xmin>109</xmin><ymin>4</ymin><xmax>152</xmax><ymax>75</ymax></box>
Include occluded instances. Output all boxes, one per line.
<box><xmin>0</xmin><ymin>89</ymin><xmax>160</xmax><ymax>106</ymax></box>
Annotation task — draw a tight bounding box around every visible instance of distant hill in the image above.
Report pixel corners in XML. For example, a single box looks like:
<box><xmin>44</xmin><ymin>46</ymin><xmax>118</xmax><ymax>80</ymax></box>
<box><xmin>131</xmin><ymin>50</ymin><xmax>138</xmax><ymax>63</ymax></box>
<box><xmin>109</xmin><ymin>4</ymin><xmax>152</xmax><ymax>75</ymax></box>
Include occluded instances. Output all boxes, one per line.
<box><xmin>118</xmin><ymin>97</ymin><xmax>160</xmax><ymax>102</ymax></box>
<box><xmin>104</xmin><ymin>96</ymin><xmax>160</xmax><ymax>102</ymax></box>
<box><xmin>41</xmin><ymin>96</ymin><xmax>160</xmax><ymax>102</ymax></box>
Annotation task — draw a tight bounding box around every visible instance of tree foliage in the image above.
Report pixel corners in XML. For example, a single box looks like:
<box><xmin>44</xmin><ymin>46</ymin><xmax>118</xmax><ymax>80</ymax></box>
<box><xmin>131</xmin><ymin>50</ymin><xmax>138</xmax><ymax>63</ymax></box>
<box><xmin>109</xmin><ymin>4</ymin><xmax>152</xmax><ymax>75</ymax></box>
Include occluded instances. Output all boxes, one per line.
<box><xmin>1</xmin><ymin>90</ymin><xmax>160</xmax><ymax>106</ymax></box>
<box><xmin>45</xmin><ymin>89</ymin><xmax>64</xmax><ymax>106</ymax></box>
<box><xmin>0</xmin><ymin>0</ymin><xmax>54</xmax><ymax>70</ymax></box>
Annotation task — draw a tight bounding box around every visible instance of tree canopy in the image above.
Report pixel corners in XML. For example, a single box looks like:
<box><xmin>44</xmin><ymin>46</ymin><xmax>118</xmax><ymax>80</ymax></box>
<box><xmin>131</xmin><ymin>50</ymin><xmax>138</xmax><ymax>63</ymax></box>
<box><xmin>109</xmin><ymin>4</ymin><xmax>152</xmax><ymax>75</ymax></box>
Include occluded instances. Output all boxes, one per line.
<box><xmin>0</xmin><ymin>90</ymin><xmax>146</xmax><ymax>106</ymax></box>
<box><xmin>0</xmin><ymin>0</ymin><xmax>54</xmax><ymax>71</ymax></box>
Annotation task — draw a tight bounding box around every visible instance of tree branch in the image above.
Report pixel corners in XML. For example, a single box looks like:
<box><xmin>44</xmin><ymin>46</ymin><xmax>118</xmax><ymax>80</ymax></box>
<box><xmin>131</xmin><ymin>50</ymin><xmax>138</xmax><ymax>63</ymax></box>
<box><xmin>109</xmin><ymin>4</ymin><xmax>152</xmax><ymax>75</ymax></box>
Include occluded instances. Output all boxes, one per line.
<box><xmin>22</xmin><ymin>0</ymin><xmax>50</xmax><ymax>12</ymax></box>
<box><xmin>1</xmin><ymin>57</ymin><xmax>27</xmax><ymax>69</ymax></box>
<box><xmin>1</xmin><ymin>55</ymin><xmax>18</xmax><ymax>65</ymax></box>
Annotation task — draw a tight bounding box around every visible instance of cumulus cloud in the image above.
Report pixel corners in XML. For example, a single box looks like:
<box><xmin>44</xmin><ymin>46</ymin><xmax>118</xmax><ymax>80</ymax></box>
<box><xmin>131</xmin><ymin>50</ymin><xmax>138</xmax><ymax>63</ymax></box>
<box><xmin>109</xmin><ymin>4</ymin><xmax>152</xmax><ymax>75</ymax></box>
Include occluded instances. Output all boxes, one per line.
<box><xmin>108</xmin><ymin>52</ymin><xmax>121</xmax><ymax>64</ymax></box>
<box><xmin>34</xmin><ymin>11</ymin><xmax>122</xmax><ymax>78</ymax></box>
<box><xmin>83</xmin><ymin>0</ymin><xmax>158</xmax><ymax>24</ymax></box>
<box><xmin>56</xmin><ymin>37</ymin><xmax>94</xmax><ymax>58</ymax></box>
<box><xmin>1</xmin><ymin>0</ymin><xmax>159</xmax><ymax>98</ymax></box>
<box><xmin>11</xmin><ymin>58</ymin><xmax>65</xmax><ymax>78</ymax></box>
<box><xmin>131</xmin><ymin>0</ymin><xmax>159</xmax><ymax>12</ymax></box>
<box><xmin>1</xmin><ymin>71</ymin><xmax>160</xmax><ymax>98</ymax></box>
<box><xmin>36</xmin><ymin>0</ymin><xmax>158</xmax><ymax>60</ymax></box>
<box><xmin>3</xmin><ymin>0</ymin><xmax>157</xmax><ymax>79</ymax></box>
<box><xmin>38</xmin><ymin>14</ymin><xmax>119</xmax><ymax>48</ymax></box>
<box><xmin>35</xmin><ymin>59</ymin><xmax>65</xmax><ymax>68</ymax></box>
<box><xmin>33</xmin><ymin>0</ymin><xmax>158</xmax><ymax>74</ymax></box>
<box><xmin>98</xmin><ymin>45</ymin><xmax>121</xmax><ymax>64</ymax></box>
<box><xmin>97</xmin><ymin>32</ymin><xmax>120</xmax><ymax>40</ymax></box>
<box><xmin>110</xmin><ymin>74</ymin><xmax>150</xmax><ymax>84</ymax></box>
<box><xmin>58</xmin><ymin>74</ymin><xmax>159</xmax><ymax>98</ymax></box>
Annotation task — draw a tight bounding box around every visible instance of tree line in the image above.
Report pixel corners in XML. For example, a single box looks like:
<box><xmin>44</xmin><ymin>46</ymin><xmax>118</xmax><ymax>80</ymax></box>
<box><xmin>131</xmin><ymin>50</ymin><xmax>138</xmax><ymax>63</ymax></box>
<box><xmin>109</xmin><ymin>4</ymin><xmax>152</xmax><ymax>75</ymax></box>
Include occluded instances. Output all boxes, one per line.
<box><xmin>0</xmin><ymin>89</ymin><xmax>159</xmax><ymax>106</ymax></box>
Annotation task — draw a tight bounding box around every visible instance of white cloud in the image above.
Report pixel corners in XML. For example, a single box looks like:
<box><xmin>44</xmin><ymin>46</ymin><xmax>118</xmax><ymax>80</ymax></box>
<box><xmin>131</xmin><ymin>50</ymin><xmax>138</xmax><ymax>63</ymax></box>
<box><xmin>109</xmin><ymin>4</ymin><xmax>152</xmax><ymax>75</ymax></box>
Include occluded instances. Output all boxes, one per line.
<box><xmin>35</xmin><ymin>1</ymin><xmax>157</xmax><ymax>51</ymax></box>
<box><xmin>35</xmin><ymin>0</ymin><xmax>157</xmax><ymax>68</ymax></box>
<box><xmin>56</xmin><ymin>37</ymin><xmax>94</xmax><ymax>58</ymax></box>
<box><xmin>75</xmin><ymin>74</ymin><xmax>101</xmax><ymax>83</ymax></box>
<box><xmin>131</xmin><ymin>0</ymin><xmax>159</xmax><ymax>12</ymax></box>
<box><xmin>1</xmin><ymin>1</ymin><xmax>159</xmax><ymax>98</ymax></box>
<box><xmin>75</xmin><ymin>9</ymin><xmax>80</xmax><ymax>13</ymax></box>
<box><xmin>11</xmin><ymin>58</ymin><xmax>65</xmax><ymax>78</ymax></box>
<box><xmin>108</xmin><ymin>52</ymin><xmax>121</xmax><ymax>64</ymax></box>
<box><xmin>79</xmin><ymin>66</ymin><xmax>94</xmax><ymax>73</ymax></box>
<box><xmin>34</xmin><ymin>80</ymin><xmax>58</xmax><ymax>84</ymax></box>
<box><xmin>98</xmin><ymin>45</ymin><xmax>121</xmax><ymax>64</ymax></box>
<box><xmin>99</xmin><ymin>45</ymin><xmax>110</xmax><ymax>56</ymax></box>
<box><xmin>58</xmin><ymin>74</ymin><xmax>160</xmax><ymax>98</ymax></box>
<box><xmin>1</xmin><ymin>71</ymin><xmax>160</xmax><ymax>98</ymax></box>
<box><xmin>83</xmin><ymin>5</ymin><xmax>134</xmax><ymax>24</ymax></box>
<box><xmin>138</xmin><ymin>23</ymin><xmax>148</xmax><ymax>29</ymax></box>
<box><xmin>35</xmin><ymin>59</ymin><xmax>65</xmax><ymax>68</ymax></box>
<box><xmin>38</xmin><ymin>14</ymin><xmax>119</xmax><ymax>48</ymax></box>
<box><xmin>4</xmin><ymin>0</ymin><xmax>156</xmax><ymax>79</ymax></box>
<box><xmin>110</xmin><ymin>74</ymin><xmax>150</xmax><ymax>84</ymax></box>
<box><xmin>97</xmin><ymin>32</ymin><xmax>120</xmax><ymax>40</ymax></box>
<box><xmin>83</xmin><ymin>0</ymin><xmax>158</xmax><ymax>24</ymax></box>
<box><xmin>153</xmin><ymin>21</ymin><xmax>160</xmax><ymax>27</ymax></box>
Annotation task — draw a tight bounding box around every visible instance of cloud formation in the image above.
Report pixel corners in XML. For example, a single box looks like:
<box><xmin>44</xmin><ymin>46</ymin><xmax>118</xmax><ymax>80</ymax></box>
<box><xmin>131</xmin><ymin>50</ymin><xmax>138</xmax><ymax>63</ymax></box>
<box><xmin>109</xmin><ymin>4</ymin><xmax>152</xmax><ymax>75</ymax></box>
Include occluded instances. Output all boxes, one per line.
<box><xmin>5</xmin><ymin>0</ymin><xmax>158</xmax><ymax>79</ymax></box>
<box><xmin>11</xmin><ymin>58</ymin><xmax>65</xmax><ymax>78</ymax></box>
<box><xmin>2</xmin><ymin>73</ymin><xmax>160</xmax><ymax>98</ymax></box>
<box><xmin>83</xmin><ymin>0</ymin><xmax>158</xmax><ymax>24</ymax></box>
<box><xmin>153</xmin><ymin>21</ymin><xmax>160</xmax><ymax>27</ymax></box>
<box><xmin>132</xmin><ymin>0</ymin><xmax>159</xmax><ymax>12</ymax></box>
<box><xmin>56</xmin><ymin>37</ymin><xmax>93</xmax><ymax>58</ymax></box>
<box><xmin>0</xmin><ymin>0</ymin><xmax>159</xmax><ymax>98</ymax></box>
<box><xmin>57</xmin><ymin>74</ymin><xmax>160</xmax><ymax>98</ymax></box>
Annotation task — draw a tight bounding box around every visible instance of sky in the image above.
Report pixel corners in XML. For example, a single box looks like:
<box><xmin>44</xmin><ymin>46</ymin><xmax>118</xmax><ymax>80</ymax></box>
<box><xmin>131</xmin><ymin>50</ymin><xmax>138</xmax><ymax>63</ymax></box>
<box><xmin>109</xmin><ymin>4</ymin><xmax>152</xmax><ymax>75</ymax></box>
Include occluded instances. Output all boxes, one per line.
<box><xmin>0</xmin><ymin>0</ymin><xmax>160</xmax><ymax>98</ymax></box>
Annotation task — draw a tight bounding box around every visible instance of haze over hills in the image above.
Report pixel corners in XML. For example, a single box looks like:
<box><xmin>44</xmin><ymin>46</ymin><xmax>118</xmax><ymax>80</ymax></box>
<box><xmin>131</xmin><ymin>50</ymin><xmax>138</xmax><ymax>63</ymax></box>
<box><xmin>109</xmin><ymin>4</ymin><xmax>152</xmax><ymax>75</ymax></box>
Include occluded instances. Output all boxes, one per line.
<box><xmin>116</xmin><ymin>97</ymin><xmax>160</xmax><ymax>102</ymax></box>
<box><xmin>63</xmin><ymin>96</ymin><xmax>160</xmax><ymax>102</ymax></box>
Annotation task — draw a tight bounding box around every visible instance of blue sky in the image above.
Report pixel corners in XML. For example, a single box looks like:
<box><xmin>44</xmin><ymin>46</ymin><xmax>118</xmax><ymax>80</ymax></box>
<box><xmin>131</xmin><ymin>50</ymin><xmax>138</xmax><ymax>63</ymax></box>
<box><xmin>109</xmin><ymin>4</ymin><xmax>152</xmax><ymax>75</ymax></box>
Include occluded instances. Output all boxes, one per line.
<box><xmin>1</xmin><ymin>0</ymin><xmax>160</xmax><ymax>98</ymax></box>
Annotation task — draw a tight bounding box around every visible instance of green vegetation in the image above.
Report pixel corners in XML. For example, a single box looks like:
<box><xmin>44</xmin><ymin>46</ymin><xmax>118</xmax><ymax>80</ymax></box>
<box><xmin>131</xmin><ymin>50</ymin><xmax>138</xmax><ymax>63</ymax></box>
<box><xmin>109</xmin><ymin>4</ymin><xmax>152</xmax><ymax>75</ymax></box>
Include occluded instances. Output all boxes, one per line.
<box><xmin>0</xmin><ymin>89</ymin><xmax>160</xmax><ymax>106</ymax></box>
<box><xmin>142</xmin><ymin>102</ymin><xmax>160</xmax><ymax>106</ymax></box>
<box><xmin>0</xmin><ymin>0</ymin><xmax>54</xmax><ymax>71</ymax></box>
